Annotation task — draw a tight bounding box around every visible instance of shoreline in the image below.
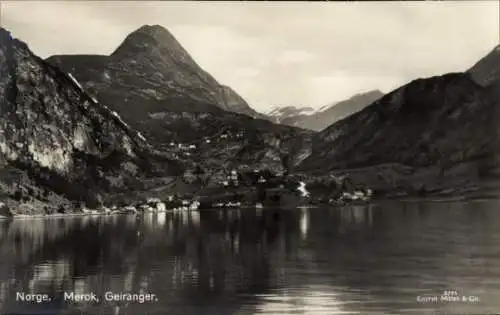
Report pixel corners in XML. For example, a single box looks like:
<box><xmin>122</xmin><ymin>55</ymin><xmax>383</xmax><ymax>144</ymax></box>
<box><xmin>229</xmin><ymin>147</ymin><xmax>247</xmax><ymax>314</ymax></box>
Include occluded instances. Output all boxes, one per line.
<box><xmin>0</xmin><ymin>209</ymin><xmax>171</xmax><ymax>221</ymax></box>
<box><xmin>0</xmin><ymin>204</ymin><xmax>324</xmax><ymax>220</ymax></box>
<box><xmin>4</xmin><ymin>195</ymin><xmax>499</xmax><ymax>220</ymax></box>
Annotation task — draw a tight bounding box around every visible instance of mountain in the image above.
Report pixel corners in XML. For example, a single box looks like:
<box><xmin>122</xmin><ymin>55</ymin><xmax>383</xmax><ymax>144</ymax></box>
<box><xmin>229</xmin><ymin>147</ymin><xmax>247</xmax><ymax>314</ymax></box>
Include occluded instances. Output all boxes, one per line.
<box><xmin>221</xmin><ymin>85</ymin><xmax>266</xmax><ymax>119</ymax></box>
<box><xmin>298</xmin><ymin>71</ymin><xmax>500</xmax><ymax>195</ymax></box>
<box><xmin>468</xmin><ymin>45</ymin><xmax>500</xmax><ymax>87</ymax></box>
<box><xmin>47</xmin><ymin>25</ymin><xmax>258</xmax><ymax>119</ymax></box>
<box><xmin>266</xmin><ymin>106</ymin><xmax>315</xmax><ymax>124</ymax></box>
<box><xmin>311</xmin><ymin>90</ymin><xmax>384</xmax><ymax>128</ymax></box>
<box><xmin>267</xmin><ymin>106</ymin><xmax>316</xmax><ymax>118</ymax></box>
<box><xmin>265</xmin><ymin>90</ymin><xmax>384</xmax><ymax>131</ymax></box>
<box><xmin>46</xmin><ymin>25</ymin><xmax>313</xmax><ymax>173</ymax></box>
<box><xmin>0</xmin><ymin>28</ymin><xmax>181</xmax><ymax>213</ymax></box>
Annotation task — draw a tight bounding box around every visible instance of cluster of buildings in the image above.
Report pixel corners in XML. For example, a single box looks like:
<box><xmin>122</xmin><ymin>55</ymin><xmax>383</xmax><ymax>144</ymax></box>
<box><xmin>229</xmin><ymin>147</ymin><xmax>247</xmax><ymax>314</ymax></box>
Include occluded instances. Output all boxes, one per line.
<box><xmin>168</xmin><ymin>142</ymin><xmax>197</xmax><ymax>158</ymax></box>
<box><xmin>217</xmin><ymin>168</ymin><xmax>272</xmax><ymax>188</ymax></box>
<box><xmin>166</xmin><ymin>129</ymin><xmax>245</xmax><ymax>159</ymax></box>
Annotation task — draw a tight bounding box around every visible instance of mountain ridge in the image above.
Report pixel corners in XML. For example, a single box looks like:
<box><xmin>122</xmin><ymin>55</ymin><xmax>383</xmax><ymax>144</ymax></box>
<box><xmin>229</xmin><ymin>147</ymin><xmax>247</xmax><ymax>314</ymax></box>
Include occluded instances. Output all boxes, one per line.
<box><xmin>467</xmin><ymin>45</ymin><xmax>500</xmax><ymax>86</ymax></box>
<box><xmin>47</xmin><ymin>24</ymin><xmax>260</xmax><ymax>118</ymax></box>
<box><xmin>265</xmin><ymin>90</ymin><xmax>384</xmax><ymax>131</ymax></box>
<box><xmin>298</xmin><ymin>70</ymin><xmax>500</xmax><ymax>195</ymax></box>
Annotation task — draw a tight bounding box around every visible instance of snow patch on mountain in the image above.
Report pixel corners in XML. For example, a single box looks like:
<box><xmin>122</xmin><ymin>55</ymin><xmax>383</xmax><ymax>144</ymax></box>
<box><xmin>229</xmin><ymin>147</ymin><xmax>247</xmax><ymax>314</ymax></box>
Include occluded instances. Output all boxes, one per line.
<box><xmin>267</xmin><ymin>106</ymin><xmax>315</xmax><ymax>118</ymax></box>
<box><xmin>314</xmin><ymin>103</ymin><xmax>332</xmax><ymax>114</ymax></box>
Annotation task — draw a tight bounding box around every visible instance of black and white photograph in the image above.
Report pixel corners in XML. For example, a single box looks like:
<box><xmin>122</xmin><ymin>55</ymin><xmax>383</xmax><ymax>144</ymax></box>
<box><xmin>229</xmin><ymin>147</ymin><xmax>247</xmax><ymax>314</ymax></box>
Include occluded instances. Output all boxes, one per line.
<box><xmin>0</xmin><ymin>1</ymin><xmax>499</xmax><ymax>314</ymax></box>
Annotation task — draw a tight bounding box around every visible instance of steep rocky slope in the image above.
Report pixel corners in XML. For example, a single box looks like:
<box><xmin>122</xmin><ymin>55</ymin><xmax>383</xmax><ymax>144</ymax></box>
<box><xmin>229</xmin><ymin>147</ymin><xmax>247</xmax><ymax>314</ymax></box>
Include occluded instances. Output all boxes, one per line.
<box><xmin>310</xmin><ymin>90</ymin><xmax>384</xmax><ymax>129</ymax></box>
<box><xmin>0</xmin><ymin>28</ymin><xmax>181</xmax><ymax>213</ymax></box>
<box><xmin>468</xmin><ymin>45</ymin><xmax>500</xmax><ymax>87</ymax></box>
<box><xmin>46</xmin><ymin>25</ymin><xmax>313</xmax><ymax>174</ymax></box>
<box><xmin>266</xmin><ymin>90</ymin><xmax>384</xmax><ymax>131</ymax></box>
<box><xmin>299</xmin><ymin>72</ymin><xmax>500</xmax><ymax>195</ymax></box>
<box><xmin>221</xmin><ymin>85</ymin><xmax>267</xmax><ymax>119</ymax></box>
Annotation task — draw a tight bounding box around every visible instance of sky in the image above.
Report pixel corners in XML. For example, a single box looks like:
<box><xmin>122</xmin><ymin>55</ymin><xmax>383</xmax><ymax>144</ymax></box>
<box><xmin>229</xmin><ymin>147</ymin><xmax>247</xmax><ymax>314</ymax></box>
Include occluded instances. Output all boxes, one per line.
<box><xmin>0</xmin><ymin>1</ymin><xmax>498</xmax><ymax>112</ymax></box>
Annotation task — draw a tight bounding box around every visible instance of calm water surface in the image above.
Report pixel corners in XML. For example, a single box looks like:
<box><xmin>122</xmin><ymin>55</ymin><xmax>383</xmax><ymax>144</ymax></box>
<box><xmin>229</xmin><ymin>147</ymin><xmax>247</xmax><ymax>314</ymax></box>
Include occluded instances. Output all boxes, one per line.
<box><xmin>0</xmin><ymin>201</ymin><xmax>500</xmax><ymax>315</ymax></box>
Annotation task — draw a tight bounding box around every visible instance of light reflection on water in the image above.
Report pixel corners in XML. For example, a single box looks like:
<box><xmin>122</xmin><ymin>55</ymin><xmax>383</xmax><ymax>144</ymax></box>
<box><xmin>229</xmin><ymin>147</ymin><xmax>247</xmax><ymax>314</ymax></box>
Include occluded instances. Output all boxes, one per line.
<box><xmin>0</xmin><ymin>201</ymin><xmax>499</xmax><ymax>314</ymax></box>
<box><xmin>246</xmin><ymin>285</ymin><xmax>358</xmax><ymax>315</ymax></box>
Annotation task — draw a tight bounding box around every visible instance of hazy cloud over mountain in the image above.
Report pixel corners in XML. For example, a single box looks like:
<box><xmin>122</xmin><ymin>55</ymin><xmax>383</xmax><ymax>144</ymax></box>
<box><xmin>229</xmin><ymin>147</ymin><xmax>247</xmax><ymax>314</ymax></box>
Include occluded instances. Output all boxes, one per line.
<box><xmin>1</xmin><ymin>1</ymin><xmax>498</xmax><ymax>111</ymax></box>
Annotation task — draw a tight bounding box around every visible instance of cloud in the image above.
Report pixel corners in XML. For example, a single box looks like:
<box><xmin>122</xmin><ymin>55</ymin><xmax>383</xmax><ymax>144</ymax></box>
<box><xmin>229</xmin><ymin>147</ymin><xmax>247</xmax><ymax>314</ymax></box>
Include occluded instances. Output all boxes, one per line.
<box><xmin>1</xmin><ymin>1</ymin><xmax>498</xmax><ymax>112</ymax></box>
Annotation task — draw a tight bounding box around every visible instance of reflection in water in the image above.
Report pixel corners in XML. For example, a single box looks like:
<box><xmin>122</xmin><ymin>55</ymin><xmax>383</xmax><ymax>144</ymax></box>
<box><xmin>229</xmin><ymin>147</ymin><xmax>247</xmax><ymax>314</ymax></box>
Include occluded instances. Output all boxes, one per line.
<box><xmin>299</xmin><ymin>207</ymin><xmax>309</xmax><ymax>240</ymax></box>
<box><xmin>157</xmin><ymin>211</ymin><xmax>166</xmax><ymax>228</ymax></box>
<box><xmin>0</xmin><ymin>202</ymin><xmax>499</xmax><ymax>314</ymax></box>
<box><xmin>338</xmin><ymin>204</ymin><xmax>374</xmax><ymax>232</ymax></box>
<box><xmin>249</xmin><ymin>285</ymin><xmax>349</xmax><ymax>315</ymax></box>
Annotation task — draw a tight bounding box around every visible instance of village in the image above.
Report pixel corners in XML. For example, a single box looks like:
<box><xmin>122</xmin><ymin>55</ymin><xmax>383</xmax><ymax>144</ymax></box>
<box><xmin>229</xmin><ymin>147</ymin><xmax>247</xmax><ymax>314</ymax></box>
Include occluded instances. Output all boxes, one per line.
<box><xmin>88</xmin><ymin>166</ymin><xmax>374</xmax><ymax>217</ymax></box>
<box><xmin>0</xmin><ymin>125</ymin><xmax>373</xmax><ymax>219</ymax></box>
<box><xmin>80</xmin><ymin>127</ymin><xmax>375</xmax><ymax>216</ymax></box>
<box><xmin>165</xmin><ymin>129</ymin><xmax>245</xmax><ymax>160</ymax></box>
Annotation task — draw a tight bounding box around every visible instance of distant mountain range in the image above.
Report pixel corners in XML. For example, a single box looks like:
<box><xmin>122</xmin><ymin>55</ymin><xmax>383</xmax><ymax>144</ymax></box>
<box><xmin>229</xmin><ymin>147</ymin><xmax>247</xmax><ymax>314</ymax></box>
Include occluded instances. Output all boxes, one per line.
<box><xmin>266</xmin><ymin>106</ymin><xmax>316</xmax><ymax>124</ymax></box>
<box><xmin>266</xmin><ymin>90</ymin><xmax>384</xmax><ymax>131</ymax></box>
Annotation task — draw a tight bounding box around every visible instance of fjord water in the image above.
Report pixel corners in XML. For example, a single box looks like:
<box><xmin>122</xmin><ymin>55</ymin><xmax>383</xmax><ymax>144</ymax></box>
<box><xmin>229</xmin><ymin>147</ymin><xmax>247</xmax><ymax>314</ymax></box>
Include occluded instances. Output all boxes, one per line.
<box><xmin>0</xmin><ymin>201</ymin><xmax>499</xmax><ymax>315</ymax></box>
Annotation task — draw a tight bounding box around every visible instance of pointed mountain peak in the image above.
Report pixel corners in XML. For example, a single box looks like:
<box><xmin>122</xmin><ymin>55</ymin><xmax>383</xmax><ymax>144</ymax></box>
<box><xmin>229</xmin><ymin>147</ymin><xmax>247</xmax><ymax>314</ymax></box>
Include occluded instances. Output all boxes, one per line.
<box><xmin>111</xmin><ymin>24</ymin><xmax>187</xmax><ymax>58</ymax></box>
<box><xmin>133</xmin><ymin>24</ymin><xmax>176</xmax><ymax>41</ymax></box>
